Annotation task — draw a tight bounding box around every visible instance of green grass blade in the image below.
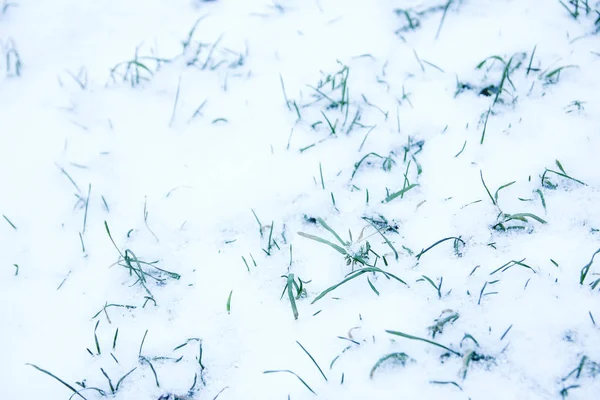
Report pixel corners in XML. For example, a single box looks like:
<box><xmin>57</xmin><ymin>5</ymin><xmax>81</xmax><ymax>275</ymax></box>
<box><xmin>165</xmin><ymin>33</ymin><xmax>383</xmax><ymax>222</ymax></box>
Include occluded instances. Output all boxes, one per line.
<box><xmin>316</xmin><ymin>217</ymin><xmax>348</xmax><ymax>246</ymax></box>
<box><xmin>479</xmin><ymin>171</ymin><xmax>496</xmax><ymax>206</ymax></box>
<box><xmin>505</xmin><ymin>213</ymin><xmax>547</xmax><ymax>224</ymax></box>
<box><xmin>367</xmin><ymin>277</ymin><xmax>380</xmax><ymax>296</ymax></box>
<box><xmin>385</xmin><ymin>330</ymin><xmax>461</xmax><ymax>356</ymax></box>
<box><xmin>312</xmin><ymin>267</ymin><xmax>406</xmax><ymax>304</ymax></box>
<box><xmin>362</xmin><ymin>217</ymin><xmax>399</xmax><ymax>260</ymax></box>
<box><xmin>383</xmin><ymin>184</ymin><xmax>418</xmax><ymax>203</ymax></box>
<box><xmin>263</xmin><ymin>370</ymin><xmax>316</xmax><ymax>395</ymax></box>
<box><xmin>297</xmin><ymin>232</ymin><xmax>347</xmax><ymax>255</ymax></box>
<box><xmin>369</xmin><ymin>352</ymin><xmax>410</xmax><ymax>379</ymax></box>
<box><xmin>26</xmin><ymin>364</ymin><xmax>88</xmax><ymax>400</ymax></box>
<box><xmin>296</xmin><ymin>341</ymin><xmax>327</xmax><ymax>381</ymax></box>
<box><xmin>226</xmin><ymin>290</ymin><xmax>233</xmax><ymax>314</ymax></box>
<box><xmin>580</xmin><ymin>248</ymin><xmax>600</xmax><ymax>285</ymax></box>
<box><xmin>494</xmin><ymin>181</ymin><xmax>516</xmax><ymax>203</ymax></box>
<box><xmin>287</xmin><ymin>274</ymin><xmax>299</xmax><ymax>320</ymax></box>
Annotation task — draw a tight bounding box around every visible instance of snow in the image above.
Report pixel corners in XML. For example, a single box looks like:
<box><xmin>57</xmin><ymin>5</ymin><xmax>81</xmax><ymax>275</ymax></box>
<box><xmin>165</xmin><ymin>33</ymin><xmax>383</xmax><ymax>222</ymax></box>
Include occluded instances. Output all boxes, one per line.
<box><xmin>2</xmin><ymin>0</ymin><xmax>600</xmax><ymax>399</ymax></box>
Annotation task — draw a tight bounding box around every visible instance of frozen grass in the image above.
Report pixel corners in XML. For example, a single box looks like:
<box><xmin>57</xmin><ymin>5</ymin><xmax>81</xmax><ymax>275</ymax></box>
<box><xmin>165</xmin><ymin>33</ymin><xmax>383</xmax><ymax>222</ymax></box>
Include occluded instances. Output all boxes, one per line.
<box><xmin>2</xmin><ymin>0</ymin><xmax>600</xmax><ymax>399</ymax></box>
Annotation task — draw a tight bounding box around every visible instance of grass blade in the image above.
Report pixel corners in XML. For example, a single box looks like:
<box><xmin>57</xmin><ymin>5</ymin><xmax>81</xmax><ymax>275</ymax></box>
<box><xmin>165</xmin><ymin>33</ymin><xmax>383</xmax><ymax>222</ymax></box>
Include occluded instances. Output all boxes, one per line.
<box><xmin>316</xmin><ymin>217</ymin><xmax>348</xmax><ymax>246</ymax></box>
<box><xmin>370</xmin><ymin>352</ymin><xmax>410</xmax><ymax>379</ymax></box>
<box><xmin>385</xmin><ymin>330</ymin><xmax>461</xmax><ymax>356</ymax></box>
<box><xmin>296</xmin><ymin>341</ymin><xmax>327</xmax><ymax>381</ymax></box>
<box><xmin>26</xmin><ymin>364</ymin><xmax>88</xmax><ymax>400</ymax></box>
<box><xmin>362</xmin><ymin>217</ymin><xmax>399</xmax><ymax>260</ymax></box>
<box><xmin>297</xmin><ymin>232</ymin><xmax>347</xmax><ymax>255</ymax></box>
<box><xmin>312</xmin><ymin>267</ymin><xmax>406</xmax><ymax>304</ymax></box>
<box><xmin>287</xmin><ymin>274</ymin><xmax>299</xmax><ymax>320</ymax></box>
<box><xmin>263</xmin><ymin>370</ymin><xmax>316</xmax><ymax>395</ymax></box>
<box><xmin>580</xmin><ymin>248</ymin><xmax>600</xmax><ymax>285</ymax></box>
<box><xmin>383</xmin><ymin>184</ymin><xmax>418</xmax><ymax>203</ymax></box>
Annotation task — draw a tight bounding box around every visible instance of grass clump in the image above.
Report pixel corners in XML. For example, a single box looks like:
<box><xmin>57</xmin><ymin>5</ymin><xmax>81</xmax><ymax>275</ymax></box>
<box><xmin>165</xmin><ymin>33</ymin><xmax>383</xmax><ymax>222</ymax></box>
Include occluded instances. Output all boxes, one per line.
<box><xmin>104</xmin><ymin>221</ymin><xmax>180</xmax><ymax>306</ymax></box>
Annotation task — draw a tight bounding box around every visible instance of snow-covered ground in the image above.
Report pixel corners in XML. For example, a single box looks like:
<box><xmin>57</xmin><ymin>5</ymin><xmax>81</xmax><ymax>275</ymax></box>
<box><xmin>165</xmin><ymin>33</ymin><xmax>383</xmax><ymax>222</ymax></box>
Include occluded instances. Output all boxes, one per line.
<box><xmin>2</xmin><ymin>0</ymin><xmax>600</xmax><ymax>399</ymax></box>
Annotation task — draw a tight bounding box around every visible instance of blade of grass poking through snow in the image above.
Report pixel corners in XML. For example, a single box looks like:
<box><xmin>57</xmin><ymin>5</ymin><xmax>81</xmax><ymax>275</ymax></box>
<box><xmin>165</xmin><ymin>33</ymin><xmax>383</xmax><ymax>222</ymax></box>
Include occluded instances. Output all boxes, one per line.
<box><xmin>383</xmin><ymin>184</ymin><xmax>418</xmax><ymax>203</ymax></box>
<box><xmin>416</xmin><ymin>237</ymin><xmax>465</xmax><ymax>260</ymax></box>
<box><xmin>434</xmin><ymin>0</ymin><xmax>453</xmax><ymax>39</ymax></box>
<box><xmin>251</xmin><ymin>209</ymin><xmax>263</xmax><ymax>238</ymax></box>
<box><xmin>480</xmin><ymin>107</ymin><xmax>492</xmax><ymax>144</ymax></box>
<box><xmin>541</xmin><ymin>168</ymin><xmax>586</xmax><ymax>187</ymax></box>
<box><xmin>3</xmin><ymin>214</ymin><xmax>17</xmax><ymax>229</ymax></box>
<box><xmin>55</xmin><ymin>163</ymin><xmax>82</xmax><ymax>193</ymax></box>
<box><xmin>100</xmin><ymin>368</ymin><xmax>115</xmax><ymax>393</ymax></box>
<box><xmin>263</xmin><ymin>222</ymin><xmax>274</xmax><ymax>255</ymax></box>
<box><xmin>494</xmin><ymin>180</ymin><xmax>515</xmax><ymax>204</ymax></box>
<box><xmin>139</xmin><ymin>329</ymin><xmax>148</xmax><ymax>357</ymax></box>
<box><xmin>362</xmin><ymin>217</ymin><xmax>398</xmax><ymax>260</ymax></box>
<box><xmin>479</xmin><ymin>171</ymin><xmax>496</xmax><ymax>206</ymax></box>
<box><xmin>296</xmin><ymin>341</ymin><xmax>327</xmax><ymax>381</ymax></box>
<box><xmin>526</xmin><ymin>45</ymin><xmax>537</xmax><ymax>75</ymax></box>
<box><xmin>82</xmin><ymin>184</ymin><xmax>91</xmax><ymax>234</ymax></box>
<box><xmin>263</xmin><ymin>370</ymin><xmax>316</xmax><ymax>395</ymax></box>
<box><xmin>311</xmin><ymin>267</ymin><xmax>407</xmax><ymax>304</ymax></box>
<box><xmin>279</xmin><ymin>73</ymin><xmax>291</xmax><ymax>110</ymax></box>
<box><xmin>385</xmin><ymin>330</ymin><xmax>461</xmax><ymax>356</ymax></box>
<box><xmin>26</xmin><ymin>364</ymin><xmax>88</xmax><ymax>400</ymax></box>
<box><xmin>535</xmin><ymin>189</ymin><xmax>547</xmax><ymax>211</ymax></box>
<box><xmin>493</xmin><ymin>54</ymin><xmax>516</xmax><ymax>106</ymax></box>
<box><xmin>503</xmin><ymin>213</ymin><xmax>547</xmax><ymax>225</ymax></box>
<box><xmin>316</xmin><ymin>217</ymin><xmax>348</xmax><ymax>246</ymax></box>
<box><xmin>115</xmin><ymin>367</ymin><xmax>137</xmax><ymax>391</ymax></box>
<box><xmin>419</xmin><ymin>275</ymin><xmax>442</xmax><ymax>299</ymax></box>
<box><xmin>93</xmin><ymin>320</ymin><xmax>101</xmax><ymax>355</ymax></box>
<box><xmin>169</xmin><ymin>76</ymin><xmax>181</xmax><ymax>127</ymax></box>
<box><xmin>287</xmin><ymin>274</ymin><xmax>299</xmax><ymax>320</ymax></box>
<box><xmin>319</xmin><ymin>162</ymin><xmax>325</xmax><ymax>190</ymax></box>
<box><xmin>321</xmin><ymin>111</ymin><xmax>336</xmax><ymax>135</ymax></box>
<box><xmin>297</xmin><ymin>232</ymin><xmax>347</xmax><ymax>256</ymax></box>
<box><xmin>112</xmin><ymin>328</ymin><xmax>119</xmax><ymax>350</ymax></box>
<box><xmin>226</xmin><ymin>290</ymin><xmax>233</xmax><ymax>314</ymax></box>
<box><xmin>580</xmin><ymin>248</ymin><xmax>600</xmax><ymax>285</ymax></box>
<box><xmin>370</xmin><ymin>352</ymin><xmax>411</xmax><ymax>379</ymax></box>
<box><xmin>352</xmin><ymin>152</ymin><xmax>382</xmax><ymax>179</ymax></box>
<box><xmin>139</xmin><ymin>357</ymin><xmax>160</xmax><ymax>387</ymax></box>
<box><xmin>367</xmin><ymin>277</ymin><xmax>380</xmax><ymax>296</ymax></box>
<box><xmin>104</xmin><ymin>221</ymin><xmax>125</xmax><ymax>258</ymax></box>
<box><xmin>454</xmin><ymin>140</ymin><xmax>467</xmax><ymax>157</ymax></box>
<box><xmin>543</xmin><ymin>65</ymin><xmax>579</xmax><ymax>83</ymax></box>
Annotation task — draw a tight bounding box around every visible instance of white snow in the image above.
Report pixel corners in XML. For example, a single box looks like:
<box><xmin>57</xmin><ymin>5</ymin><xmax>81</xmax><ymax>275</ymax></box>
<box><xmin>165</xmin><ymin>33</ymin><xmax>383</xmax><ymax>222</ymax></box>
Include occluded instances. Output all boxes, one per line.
<box><xmin>2</xmin><ymin>0</ymin><xmax>600</xmax><ymax>399</ymax></box>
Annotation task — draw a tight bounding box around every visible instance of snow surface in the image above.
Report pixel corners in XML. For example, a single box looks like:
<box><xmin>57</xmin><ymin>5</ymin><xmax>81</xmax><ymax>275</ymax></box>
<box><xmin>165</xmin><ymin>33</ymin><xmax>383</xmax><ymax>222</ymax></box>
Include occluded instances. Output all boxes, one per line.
<box><xmin>2</xmin><ymin>0</ymin><xmax>600</xmax><ymax>399</ymax></box>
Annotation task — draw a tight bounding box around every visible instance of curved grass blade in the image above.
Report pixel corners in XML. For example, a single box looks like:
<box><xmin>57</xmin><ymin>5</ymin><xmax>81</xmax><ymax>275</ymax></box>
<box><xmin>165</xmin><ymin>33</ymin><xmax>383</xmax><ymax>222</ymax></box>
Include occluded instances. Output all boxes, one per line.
<box><xmin>580</xmin><ymin>248</ymin><xmax>600</xmax><ymax>285</ymax></box>
<box><xmin>541</xmin><ymin>168</ymin><xmax>586</xmax><ymax>187</ymax></box>
<box><xmin>370</xmin><ymin>352</ymin><xmax>410</xmax><ymax>379</ymax></box>
<box><xmin>416</xmin><ymin>237</ymin><xmax>465</xmax><ymax>260</ymax></box>
<box><xmin>367</xmin><ymin>277</ymin><xmax>380</xmax><ymax>296</ymax></box>
<box><xmin>263</xmin><ymin>370</ymin><xmax>316</xmax><ymax>395</ymax></box>
<box><xmin>362</xmin><ymin>217</ymin><xmax>398</xmax><ymax>260</ymax></box>
<box><xmin>297</xmin><ymin>232</ymin><xmax>347</xmax><ymax>255</ymax></box>
<box><xmin>312</xmin><ymin>267</ymin><xmax>406</xmax><ymax>304</ymax></box>
<box><xmin>115</xmin><ymin>367</ymin><xmax>137</xmax><ymax>391</ymax></box>
<box><xmin>504</xmin><ymin>213</ymin><xmax>547</xmax><ymax>224</ymax></box>
<box><xmin>385</xmin><ymin>330</ymin><xmax>461</xmax><ymax>356</ymax></box>
<box><xmin>352</xmin><ymin>152</ymin><xmax>384</xmax><ymax>179</ymax></box>
<box><xmin>494</xmin><ymin>181</ymin><xmax>516</xmax><ymax>204</ymax></box>
<box><xmin>479</xmin><ymin>171</ymin><xmax>496</xmax><ymax>206</ymax></box>
<box><xmin>26</xmin><ymin>364</ymin><xmax>88</xmax><ymax>400</ymax></box>
<box><xmin>316</xmin><ymin>217</ymin><xmax>348</xmax><ymax>246</ymax></box>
